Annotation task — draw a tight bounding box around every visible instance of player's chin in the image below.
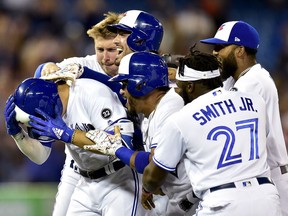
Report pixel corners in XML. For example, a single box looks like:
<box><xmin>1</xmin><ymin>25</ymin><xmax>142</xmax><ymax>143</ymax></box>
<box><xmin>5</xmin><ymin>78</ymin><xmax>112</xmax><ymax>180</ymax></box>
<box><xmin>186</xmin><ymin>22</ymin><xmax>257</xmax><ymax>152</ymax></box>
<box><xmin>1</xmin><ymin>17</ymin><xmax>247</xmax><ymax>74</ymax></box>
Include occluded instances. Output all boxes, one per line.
<box><xmin>126</xmin><ymin>100</ymin><xmax>134</xmax><ymax>112</ymax></box>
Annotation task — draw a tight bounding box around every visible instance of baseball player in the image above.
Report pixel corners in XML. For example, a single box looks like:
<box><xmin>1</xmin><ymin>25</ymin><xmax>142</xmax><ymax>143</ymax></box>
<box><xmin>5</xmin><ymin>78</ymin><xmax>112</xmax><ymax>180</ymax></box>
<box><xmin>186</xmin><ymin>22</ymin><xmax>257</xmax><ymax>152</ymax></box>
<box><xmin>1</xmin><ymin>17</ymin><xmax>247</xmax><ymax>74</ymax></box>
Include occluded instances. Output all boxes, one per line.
<box><xmin>141</xmin><ymin>49</ymin><xmax>282</xmax><ymax>216</ymax></box>
<box><xmin>4</xmin><ymin>12</ymin><xmax>124</xmax><ymax>216</ymax></box>
<box><xmin>9</xmin><ymin>76</ymin><xmax>144</xmax><ymax>216</ymax></box>
<box><xmin>200</xmin><ymin>20</ymin><xmax>288</xmax><ymax>215</ymax></box>
<box><xmin>32</xmin><ymin>10</ymin><xmax>166</xmax><ymax>215</ymax></box>
<box><xmin>84</xmin><ymin>51</ymin><xmax>199</xmax><ymax>216</ymax></box>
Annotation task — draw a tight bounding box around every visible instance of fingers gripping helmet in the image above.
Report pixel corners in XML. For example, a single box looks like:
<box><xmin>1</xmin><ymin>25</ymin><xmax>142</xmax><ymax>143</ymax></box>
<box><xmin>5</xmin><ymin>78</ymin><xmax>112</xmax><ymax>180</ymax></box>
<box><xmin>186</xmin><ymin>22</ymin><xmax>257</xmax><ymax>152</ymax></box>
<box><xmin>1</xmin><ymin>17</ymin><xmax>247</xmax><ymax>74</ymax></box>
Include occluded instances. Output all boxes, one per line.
<box><xmin>14</xmin><ymin>78</ymin><xmax>62</xmax><ymax>125</ymax></box>
<box><xmin>110</xmin><ymin>52</ymin><xmax>169</xmax><ymax>97</ymax></box>
<box><xmin>107</xmin><ymin>10</ymin><xmax>163</xmax><ymax>52</ymax></box>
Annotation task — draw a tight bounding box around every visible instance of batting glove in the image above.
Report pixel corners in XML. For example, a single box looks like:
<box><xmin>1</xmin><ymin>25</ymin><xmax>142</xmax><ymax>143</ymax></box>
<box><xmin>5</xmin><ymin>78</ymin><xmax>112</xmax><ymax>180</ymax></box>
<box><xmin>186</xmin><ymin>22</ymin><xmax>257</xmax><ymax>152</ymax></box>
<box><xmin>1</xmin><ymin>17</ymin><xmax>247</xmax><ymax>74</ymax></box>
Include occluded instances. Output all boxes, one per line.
<box><xmin>41</xmin><ymin>63</ymin><xmax>84</xmax><ymax>86</ymax></box>
<box><xmin>84</xmin><ymin>126</ymin><xmax>123</xmax><ymax>156</ymax></box>
<box><xmin>29</xmin><ymin>108</ymin><xmax>74</xmax><ymax>143</ymax></box>
<box><xmin>4</xmin><ymin>95</ymin><xmax>21</xmax><ymax>136</ymax></box>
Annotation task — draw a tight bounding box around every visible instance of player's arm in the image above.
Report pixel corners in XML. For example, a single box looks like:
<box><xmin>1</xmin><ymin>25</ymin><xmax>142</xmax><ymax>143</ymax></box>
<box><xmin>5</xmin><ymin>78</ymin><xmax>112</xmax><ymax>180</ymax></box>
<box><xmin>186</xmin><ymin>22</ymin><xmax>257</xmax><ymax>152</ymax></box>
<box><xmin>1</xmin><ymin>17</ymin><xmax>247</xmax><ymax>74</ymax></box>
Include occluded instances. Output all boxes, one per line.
<box><xmin>84</xmin><ymin>126</ymin><xmax>152</xmax><ymax>174</ymax></box>
<box><xmin>12</xmin><ymin>129</ymin><xmax>52</xmax><ymax>164</ymax></box>
<box><xmin>4</xmin><ymin>95</ymin><xmax>51</xmax><ymax>164</ymax></box>
<box><xmin>35</xmin><ymin>62</ymin><xmax>126</xmax><ymax>105</ymax></box>
<box><xmin>141</xmin><ymin>160</ymin><xmax>169</xmax><ymax>210</ymax></box>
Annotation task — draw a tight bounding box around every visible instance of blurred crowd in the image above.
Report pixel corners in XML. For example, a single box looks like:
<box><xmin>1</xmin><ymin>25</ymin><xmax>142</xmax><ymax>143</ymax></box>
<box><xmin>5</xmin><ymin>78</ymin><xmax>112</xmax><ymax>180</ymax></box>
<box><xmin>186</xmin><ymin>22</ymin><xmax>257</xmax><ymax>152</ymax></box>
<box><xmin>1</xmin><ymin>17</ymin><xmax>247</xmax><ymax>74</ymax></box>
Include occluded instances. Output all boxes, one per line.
<box><xmin>0</xmin><ymin>0</ymin><xmax>288</xmax><ymax>182</ymax></box>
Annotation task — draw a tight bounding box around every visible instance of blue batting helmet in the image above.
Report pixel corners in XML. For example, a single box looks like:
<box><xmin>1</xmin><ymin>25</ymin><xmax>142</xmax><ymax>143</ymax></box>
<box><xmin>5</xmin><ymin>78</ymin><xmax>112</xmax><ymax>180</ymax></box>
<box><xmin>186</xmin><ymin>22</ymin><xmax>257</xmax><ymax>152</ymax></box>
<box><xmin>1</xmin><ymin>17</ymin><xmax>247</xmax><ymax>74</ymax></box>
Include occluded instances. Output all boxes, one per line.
<box><xmin>14</xmin><ymin>78</ymin><xmax>62</xmax><ymax>119</ymax></box>
<box><xmin>107</xmin><ymin>10</ymin><xmax>163</xmax><ymax>52</ymax></box>
<box><xmin>14</xmin><ymin>78</ymin><xmax>62</xmax><ymax>141</ymax></box>
<box><xmin>109</xmin><ymin>52</ymin><xmax>169</xmax><ymax>97</ymax></box>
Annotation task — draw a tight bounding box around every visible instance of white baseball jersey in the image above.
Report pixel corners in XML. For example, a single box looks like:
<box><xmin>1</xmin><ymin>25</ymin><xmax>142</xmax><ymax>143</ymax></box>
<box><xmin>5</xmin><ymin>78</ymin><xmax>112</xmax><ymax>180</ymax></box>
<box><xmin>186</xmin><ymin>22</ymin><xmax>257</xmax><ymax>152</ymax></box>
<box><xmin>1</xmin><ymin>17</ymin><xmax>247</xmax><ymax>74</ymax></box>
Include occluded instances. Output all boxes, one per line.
<box><xmin>224</xmin><ymin>63</ymin><xmax>288</xmax><ymax>215</ymax></box>
<box><xmin>153</xmin><ymin>87</ymin><xmax>281</xmax><ymax>215</ymax></box>
<box><xmin>61</xmin><ymin>78</ymin><xmax>142</xmax><ymax>215</ymax></box>
<box><xmin>52</xmin><ymin>55</ymin><xmax>104</xmax><ymax>216</ymax></box>
<box><xmin>64</xmin><ymin>78</ymin><xmax>126</xmax><ymax>170</ymax></box>
<box><xmin>143</xmin><ymin>88</ymin><xmax>197</xmax><ymax>215</ymax></box>
<box><xmin>56</xmin><ymin>54</ymin><xmax>103</xmax><ymax>72</ymax></box>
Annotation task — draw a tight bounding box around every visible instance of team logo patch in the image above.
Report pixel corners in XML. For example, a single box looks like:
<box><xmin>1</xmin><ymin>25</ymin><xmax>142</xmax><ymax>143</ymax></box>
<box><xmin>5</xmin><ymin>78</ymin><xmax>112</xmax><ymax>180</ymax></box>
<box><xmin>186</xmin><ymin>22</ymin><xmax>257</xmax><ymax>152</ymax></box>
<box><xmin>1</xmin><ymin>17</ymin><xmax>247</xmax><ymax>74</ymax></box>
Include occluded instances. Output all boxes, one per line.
<box><xmin>101</xmin><ymin>108</ymin><xmax>112</xmax><ymax>119</ymax></box>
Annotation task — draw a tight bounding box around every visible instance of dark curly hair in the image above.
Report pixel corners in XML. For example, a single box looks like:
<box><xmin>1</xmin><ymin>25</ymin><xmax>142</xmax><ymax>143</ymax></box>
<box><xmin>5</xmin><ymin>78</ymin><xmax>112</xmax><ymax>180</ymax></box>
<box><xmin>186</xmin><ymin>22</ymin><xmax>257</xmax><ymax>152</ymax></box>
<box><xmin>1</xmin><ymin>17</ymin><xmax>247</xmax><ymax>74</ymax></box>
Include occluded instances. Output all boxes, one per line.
<box><xmin>178</xmin><ymin>44</ymin><xmax>223</xmax><ymax>89</ymax></box>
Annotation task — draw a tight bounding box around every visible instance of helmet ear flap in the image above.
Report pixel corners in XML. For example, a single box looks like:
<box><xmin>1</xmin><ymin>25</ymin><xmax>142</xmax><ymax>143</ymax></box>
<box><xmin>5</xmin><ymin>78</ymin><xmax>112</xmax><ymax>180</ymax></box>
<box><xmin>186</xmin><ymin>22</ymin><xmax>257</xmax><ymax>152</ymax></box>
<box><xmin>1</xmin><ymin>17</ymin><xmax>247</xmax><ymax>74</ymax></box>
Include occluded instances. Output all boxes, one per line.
<box><xmin>127</xmin><ymin>31</ymin><xmax>148</xmax><ymax>52</ymax></box>
<box><xmin>127</xmin><ymin>76</ymin><xmax>148</xmax><ymax>97</ymax></box>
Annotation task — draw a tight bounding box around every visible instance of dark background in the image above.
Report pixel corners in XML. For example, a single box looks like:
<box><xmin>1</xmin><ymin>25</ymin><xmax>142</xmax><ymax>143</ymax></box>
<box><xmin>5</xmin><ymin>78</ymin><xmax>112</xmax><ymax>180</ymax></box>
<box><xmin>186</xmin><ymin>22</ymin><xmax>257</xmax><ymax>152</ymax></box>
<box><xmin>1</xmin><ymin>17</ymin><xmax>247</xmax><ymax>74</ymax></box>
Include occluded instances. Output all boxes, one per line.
<box><xmin>0</xmin><ymin>0</ymin><xmax>288</xmax><ymax>182</ymax></box>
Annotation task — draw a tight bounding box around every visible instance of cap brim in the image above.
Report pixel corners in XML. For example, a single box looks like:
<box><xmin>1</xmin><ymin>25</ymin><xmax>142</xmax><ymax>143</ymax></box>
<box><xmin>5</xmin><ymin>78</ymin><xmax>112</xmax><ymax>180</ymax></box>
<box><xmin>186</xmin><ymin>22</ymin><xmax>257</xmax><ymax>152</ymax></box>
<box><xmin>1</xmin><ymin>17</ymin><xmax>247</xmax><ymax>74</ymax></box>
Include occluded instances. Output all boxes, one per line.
<box><xmin>107</xmin><ymin>23</ymin><xmax>133</xmax><ymax>33</ymax></box>
<box><xmin>109</xmin><ymin>74</ymin><xmax>130</xmax><ymax>82</ymax></box>
<box><xmin>200</xmin><ymin>38</ymin><xmax>230</xmax><ymax>45</ymax></box>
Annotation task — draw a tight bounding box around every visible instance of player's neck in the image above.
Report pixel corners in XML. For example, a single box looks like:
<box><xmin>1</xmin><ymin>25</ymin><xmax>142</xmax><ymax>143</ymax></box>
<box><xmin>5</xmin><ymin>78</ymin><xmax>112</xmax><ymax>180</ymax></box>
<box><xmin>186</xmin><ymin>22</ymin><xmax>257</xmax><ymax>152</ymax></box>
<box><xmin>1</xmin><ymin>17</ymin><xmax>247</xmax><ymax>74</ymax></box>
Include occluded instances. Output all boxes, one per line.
<box><xmin>234</xmin><ymin>59</ymin><xmax>256</xmax><ymax>80</ymax></box>
<box><xmin>57</xmin><ymin>83</ymin><xmax>70</xmax><ymax>116</ymax></box>
<box><xmin>143</xmin><ymin>90</ymin><xmax>166</xmax><ymax>118</ymax></box>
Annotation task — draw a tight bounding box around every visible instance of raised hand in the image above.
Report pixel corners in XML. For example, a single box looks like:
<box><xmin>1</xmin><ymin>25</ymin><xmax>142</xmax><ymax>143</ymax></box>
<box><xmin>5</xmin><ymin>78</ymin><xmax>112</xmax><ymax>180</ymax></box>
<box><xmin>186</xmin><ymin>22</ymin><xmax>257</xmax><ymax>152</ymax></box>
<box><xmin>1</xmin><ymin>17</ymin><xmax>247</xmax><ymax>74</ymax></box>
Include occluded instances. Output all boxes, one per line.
<box><xmin>41</xmin><ymin>63</ymin><xmax>84</xmax><ymax>86</ymax></box>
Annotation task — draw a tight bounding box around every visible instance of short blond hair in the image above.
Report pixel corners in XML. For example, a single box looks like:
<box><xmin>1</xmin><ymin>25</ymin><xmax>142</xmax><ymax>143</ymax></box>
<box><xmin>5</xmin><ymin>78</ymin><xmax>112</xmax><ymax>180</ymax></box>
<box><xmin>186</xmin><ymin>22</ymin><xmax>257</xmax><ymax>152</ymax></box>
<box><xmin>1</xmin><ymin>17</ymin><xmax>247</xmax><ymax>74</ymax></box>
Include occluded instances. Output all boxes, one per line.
<box><xmin>87</xmin><ymin>12</ymin><xmax>123</xmax><ymax>39</ymax></box>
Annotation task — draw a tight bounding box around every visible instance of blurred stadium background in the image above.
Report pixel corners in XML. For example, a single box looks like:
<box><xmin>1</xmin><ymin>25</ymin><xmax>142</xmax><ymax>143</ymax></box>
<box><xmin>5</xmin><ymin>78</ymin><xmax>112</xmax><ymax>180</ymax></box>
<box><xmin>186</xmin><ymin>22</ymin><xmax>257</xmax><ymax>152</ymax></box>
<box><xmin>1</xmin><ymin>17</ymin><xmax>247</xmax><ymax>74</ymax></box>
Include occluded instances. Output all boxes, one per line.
<box><xmin>0</xmin><ymin>0</ymin><xmax>288</xmax><ymax>215</ymax></box>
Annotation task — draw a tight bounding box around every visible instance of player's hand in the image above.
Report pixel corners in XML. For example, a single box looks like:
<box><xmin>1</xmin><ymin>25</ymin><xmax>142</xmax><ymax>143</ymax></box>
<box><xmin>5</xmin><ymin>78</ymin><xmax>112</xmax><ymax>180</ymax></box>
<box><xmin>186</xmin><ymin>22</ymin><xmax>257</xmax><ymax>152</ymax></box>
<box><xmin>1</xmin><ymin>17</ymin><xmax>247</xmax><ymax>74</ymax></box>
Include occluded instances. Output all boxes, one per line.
<box><xmin>84</xmin><ymin>126</ymin><xmax>123</xmax><ymax>155</ymax></box>
<box><xmin>40</xmin><ymin>62</ymin><xmax>61</xmax><ymax>76</ymax></box>
<box><xmin>141</xmin><ymin>187</ymin><xmax>155</xmax><ymax>210</ymax></box>
<box><xmin>28</xmin><ymin>106</ymin><xmax>74</xmax><ymax>143</ymax></box>
<box><xmin>4</xmin><ymin>95</ymin><xmax>21</xmax><ymax>135</ymax></box>
<box><xmin>41</xmin><ymin>63</ymin><xmax>84</xmax><ymax>86</ymax></box>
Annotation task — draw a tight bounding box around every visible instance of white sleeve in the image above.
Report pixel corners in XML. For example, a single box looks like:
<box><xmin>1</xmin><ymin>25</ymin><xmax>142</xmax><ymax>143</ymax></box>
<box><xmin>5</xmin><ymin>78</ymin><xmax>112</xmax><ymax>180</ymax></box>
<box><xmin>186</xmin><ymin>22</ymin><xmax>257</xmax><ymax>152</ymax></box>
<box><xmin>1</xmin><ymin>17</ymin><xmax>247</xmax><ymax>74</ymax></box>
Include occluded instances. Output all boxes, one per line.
<box><xmin>12</xmin><ymin>130</ymin><xmax>51</xmax><ymax>165</ymax></box>
<box><xmin>153</xmin><ymin>120</ymin><xmax>186</xmax><ymax>172</ymax></box>
<box><xmin>56</xmin><ymin>55</ymin><xmax>104</xmax><ymax>73</ymax></box>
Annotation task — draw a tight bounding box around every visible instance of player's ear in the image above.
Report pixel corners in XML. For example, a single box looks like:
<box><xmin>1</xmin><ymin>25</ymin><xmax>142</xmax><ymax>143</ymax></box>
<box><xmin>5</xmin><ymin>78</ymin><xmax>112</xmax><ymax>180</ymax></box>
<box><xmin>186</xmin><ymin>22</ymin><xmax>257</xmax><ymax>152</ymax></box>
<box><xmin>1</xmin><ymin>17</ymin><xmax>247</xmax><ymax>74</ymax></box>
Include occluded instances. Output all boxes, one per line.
<box><xmin>235</xmin><ymin>45</ymin><xmax>245</xmax><ymax>57</ymax></box>
<box><xmin>187</xmin><ymin>82</ymin><xmax>194</xmax><ymax>93</ymax></box>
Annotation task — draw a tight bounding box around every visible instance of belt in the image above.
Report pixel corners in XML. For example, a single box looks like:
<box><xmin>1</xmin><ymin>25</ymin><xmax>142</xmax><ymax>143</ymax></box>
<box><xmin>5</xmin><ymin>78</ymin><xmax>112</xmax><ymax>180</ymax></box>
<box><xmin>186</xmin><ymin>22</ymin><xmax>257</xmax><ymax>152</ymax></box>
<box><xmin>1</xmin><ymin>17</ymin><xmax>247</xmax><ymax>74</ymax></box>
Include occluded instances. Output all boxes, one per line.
<box><xmin>79</xmin><ymin>161</ymin><xmax>125</xmax><ymax>179</ymax></box>
<box><xmin>280</xmin><ymin>164</ymin><xmax>288</xmax><ymax>174</ymax></box>
<box><xmin>178</xmin><ymin>198</ymin><xmax>194</xmax><ymax>212</ymax></box>
<box><xmin>210</xmin><ymin>177</ymin><xmax>272</xmax><ymax>193</ymax></box>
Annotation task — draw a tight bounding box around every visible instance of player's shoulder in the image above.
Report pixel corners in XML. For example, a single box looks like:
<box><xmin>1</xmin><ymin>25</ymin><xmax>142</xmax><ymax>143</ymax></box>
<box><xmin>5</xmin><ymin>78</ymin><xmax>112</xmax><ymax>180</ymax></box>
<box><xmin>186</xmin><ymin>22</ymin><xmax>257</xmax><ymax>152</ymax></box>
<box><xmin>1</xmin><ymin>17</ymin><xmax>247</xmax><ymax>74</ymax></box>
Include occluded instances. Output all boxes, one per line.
<box><xmin>158</xmin><ymin>88</ymin><xmax>184</xmax><ymax>110</ymax></box>
<box><xmin>74</xmin><ymin>78</ymin><xmax>112</xmax><ymax>92</ymax></box>
<box><xmin>57</xmin><ymin>55</ymin><xmax>103</xmax><ymax>72</ymax></box>
<box><xmin>242</xmin><ymin>64</ymin><xmax>275</xmax><ymax>85</ymax></box>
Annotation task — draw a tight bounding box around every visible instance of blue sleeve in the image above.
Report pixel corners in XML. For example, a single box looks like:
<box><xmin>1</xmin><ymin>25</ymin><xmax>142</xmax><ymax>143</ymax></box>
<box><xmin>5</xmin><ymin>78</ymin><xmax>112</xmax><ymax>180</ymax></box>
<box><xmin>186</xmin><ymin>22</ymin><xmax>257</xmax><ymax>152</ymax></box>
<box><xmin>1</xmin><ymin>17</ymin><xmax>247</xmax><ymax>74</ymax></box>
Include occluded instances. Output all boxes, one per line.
<box><xmin>34</xmin><ymin>63</ymin><xmax>47</xmax><ymax>78</ymax></box>
<box><xmin>115</xmin><ymin>147</ymin><xmax>150</xmax><ymax>174</ymax></box>
<box><xmin>80</xmin><ymin>67</ymin><xmax>126</xmax><ymax>105</ymax></box>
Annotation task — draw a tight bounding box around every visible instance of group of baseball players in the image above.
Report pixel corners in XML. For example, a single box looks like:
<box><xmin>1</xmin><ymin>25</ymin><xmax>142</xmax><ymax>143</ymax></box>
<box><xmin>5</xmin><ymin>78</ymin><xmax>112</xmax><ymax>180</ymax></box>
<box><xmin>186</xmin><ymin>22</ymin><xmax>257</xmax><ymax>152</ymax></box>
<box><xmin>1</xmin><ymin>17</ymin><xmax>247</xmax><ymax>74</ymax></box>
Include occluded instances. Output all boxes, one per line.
<box><xmin>4</xmin><ymin>8</ymin><xmax>288</xmax><ymax>216</ymax></box>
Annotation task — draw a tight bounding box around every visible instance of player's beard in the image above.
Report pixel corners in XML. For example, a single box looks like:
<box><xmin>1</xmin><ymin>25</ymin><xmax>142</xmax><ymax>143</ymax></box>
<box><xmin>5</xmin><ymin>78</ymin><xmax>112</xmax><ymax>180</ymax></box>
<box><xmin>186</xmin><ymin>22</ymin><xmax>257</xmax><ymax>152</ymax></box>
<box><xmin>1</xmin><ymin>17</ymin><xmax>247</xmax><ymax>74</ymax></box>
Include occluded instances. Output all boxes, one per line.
<box><xmin>178</xmin><ymin>89</ymin><xmax>191</xmax><ymax>105</ymax></box>
<box><xmin>221</xmin><ymin>50</ymin><xmax>238</xmax><ymax>81</ymax></box>
<box><xmin>126</xmin><ymin>96</ymin><xmax>138</xmax><ymax>114</ymax></box>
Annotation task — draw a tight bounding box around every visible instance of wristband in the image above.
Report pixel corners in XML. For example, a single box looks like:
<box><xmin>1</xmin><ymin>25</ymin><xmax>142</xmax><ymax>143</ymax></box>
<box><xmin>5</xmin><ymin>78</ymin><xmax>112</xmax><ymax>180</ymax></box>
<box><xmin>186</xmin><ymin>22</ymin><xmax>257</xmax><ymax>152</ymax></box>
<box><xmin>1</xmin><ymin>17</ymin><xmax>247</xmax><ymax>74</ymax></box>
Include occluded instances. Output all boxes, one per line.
<box><xmin>115</xmin><ymin>146</ymin><xmax>134</xmax><ymax>166</ymax></box>
<box><xmin>134</xmin><ymin>151</ymin><xmax>150</xmax><ymax>174</ymax></box>
<box><xmin>65</xmin><ymin>127</ymin><xmax>75</xmax><ymax>143</ymax></box>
